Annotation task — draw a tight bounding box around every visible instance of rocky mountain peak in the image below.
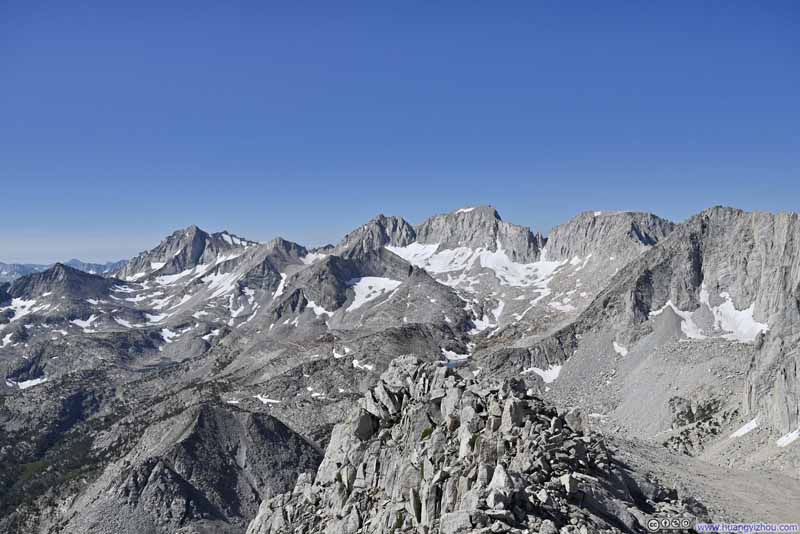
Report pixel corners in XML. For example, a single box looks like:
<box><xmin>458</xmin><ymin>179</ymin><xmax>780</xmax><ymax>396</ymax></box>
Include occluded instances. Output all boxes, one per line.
<box><xmin>452</xmin><ymin>204</ymin><xmax>502</xmax><ymax>220</ymax></box>
<box><xmin>183</xmin><ymin>223</ymin><xmax>202</xmax><ymax>234</ymax></box>
<box><xmin>9</xmin><ymin>262</ymin><xmax>114</xmax><ymax>300</ymax></box>
<box><xmin>544</xmin><ymin>210</ymin><xmax>675</xmax><ymax>262</ymax></box>
<box><xmin>333</xmin><ymin>214</ymin><xmax>416</xmax><ymax>259</ymax></box>
<box><xmin>414</xmin><ymin>206</ymin><xmax>543</xmax><ymax>262</ymax></box>
<box><xmin>264</xmin><ymin>237</ymin><xmax>308</xmax><ymax>258</ymax></box>
<box><xmin>116</xmin><ymin>225</ymin><xmax>256</xmax><ymax>280</ymax></box>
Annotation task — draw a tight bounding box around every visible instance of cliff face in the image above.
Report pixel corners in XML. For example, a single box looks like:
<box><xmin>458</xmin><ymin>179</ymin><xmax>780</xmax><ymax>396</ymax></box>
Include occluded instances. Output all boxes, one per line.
<box><xmin>476</xmin><ymin>207</ymin><xmax>800</xmax><ymax>441</ymax></box>
<box><xmin>626</xmin><ymin>207</ymin><xmax>800</xmax><ymax>434</ymax></box>
<box><xmin>415</xmin><ymin>206</ymin><xmax>545</xmax><ymax>263</ymax></box>
<box><xmin>544</xmin><ymin>211</ymin><xmax>675</xmax><ymax>262</ymax></box>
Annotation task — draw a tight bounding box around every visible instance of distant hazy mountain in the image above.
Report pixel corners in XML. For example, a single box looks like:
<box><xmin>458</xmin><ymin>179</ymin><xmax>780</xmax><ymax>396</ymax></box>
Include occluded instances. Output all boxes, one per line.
<box><xmin>0</xmin><ymin>258</ymin><xmax>127</xmax><ymax>283</ymax></box>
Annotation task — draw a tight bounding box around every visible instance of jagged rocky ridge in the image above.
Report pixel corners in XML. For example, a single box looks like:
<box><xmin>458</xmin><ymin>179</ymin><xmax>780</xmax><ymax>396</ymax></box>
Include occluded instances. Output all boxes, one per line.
<box><xmin>247</xmin><ymin>357</ymin><xmax>704</xmax><ymax>534</ymax></box>
<box><xmin>115</xmin><ymin>225</ymin><xmax>258</xmax><ymax>281</ymax></box>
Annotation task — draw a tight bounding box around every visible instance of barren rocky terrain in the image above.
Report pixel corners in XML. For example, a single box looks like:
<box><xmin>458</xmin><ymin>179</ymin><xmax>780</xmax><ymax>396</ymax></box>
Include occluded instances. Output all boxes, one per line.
<box><xmin>2</xmin><ymin>205</ymin><xmax>799</xmax><ymax>533</ymax></box>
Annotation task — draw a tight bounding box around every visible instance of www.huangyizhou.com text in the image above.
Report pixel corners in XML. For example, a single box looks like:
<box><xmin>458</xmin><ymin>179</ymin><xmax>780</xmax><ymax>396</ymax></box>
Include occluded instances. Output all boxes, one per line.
<box><xmin>695</xmin><ymin>523</ymin><xmax>800</xmax><ymax>533</ymax></box>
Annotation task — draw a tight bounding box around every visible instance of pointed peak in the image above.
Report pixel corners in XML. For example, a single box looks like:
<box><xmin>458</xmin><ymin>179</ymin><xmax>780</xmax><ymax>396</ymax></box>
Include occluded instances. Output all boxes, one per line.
<box><xmin>265</xmin><ymin>237</ymin><xmax>307</xmax><ymax>256</ymax></box>
<box><xmin>160</xmin><ymin>224</ymin><xmax>207</xmax><ymax>243</ymax></box>
<box><xmin>183</xmin><ymin>224</ymin><xmax>203</xmax><ymax>234</ymax></box>
<box><xmin>45</xmin><ymin>262</ymin><xmax>105</xmax><ymax>280</ymax></box>
<box><xmin>9</xmin><ymin>261</ymin><xmax>111</xmax><ymax>300</ymax></box>
<box><xmin>49</xmin><ymin>262</ymin><xmax>74</xmax><ymax>275</ymax></box>
<box><xmin>334</xmin><ymin>214</ymin><xmax>416</xmax><ymax>258</ymax></box>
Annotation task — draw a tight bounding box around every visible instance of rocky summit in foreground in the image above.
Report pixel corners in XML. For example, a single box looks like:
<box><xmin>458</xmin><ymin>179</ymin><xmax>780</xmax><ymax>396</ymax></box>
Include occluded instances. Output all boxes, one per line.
<box><xmin>1</xmin><ymin>205</ymin><xmax>799</xmax><ymax>533</ymax></box>
<box><xmin>248</xmin><ymin>357</ymin><xmax>705</xmax><ymax>534</ymax></box>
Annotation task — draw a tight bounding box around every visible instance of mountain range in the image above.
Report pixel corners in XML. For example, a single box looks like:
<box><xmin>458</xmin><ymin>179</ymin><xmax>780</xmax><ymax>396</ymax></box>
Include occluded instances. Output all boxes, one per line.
<box><xmin>1</xmin><ymin>205</ymin><xmax>798</xmax><ymax>533</ymax></box>
<box><xmin>0</xmin><ymin>258</ymin><xmax>127</xmax><ymax>283</ymax></box>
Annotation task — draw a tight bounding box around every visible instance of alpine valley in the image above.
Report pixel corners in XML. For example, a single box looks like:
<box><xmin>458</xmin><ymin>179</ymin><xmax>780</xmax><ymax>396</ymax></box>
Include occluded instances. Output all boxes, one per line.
<box><xmin>1</xmin><ymin>205</ymin><xmax>799</xmax><ymax>534</ymax></box>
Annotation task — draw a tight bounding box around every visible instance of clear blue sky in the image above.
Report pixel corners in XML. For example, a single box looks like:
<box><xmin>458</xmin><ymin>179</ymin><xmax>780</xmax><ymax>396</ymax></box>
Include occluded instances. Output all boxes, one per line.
<box><xmin>1</xmin><ymin>1</ymin><xmax>798</xmax><ymax>263</ymax></box>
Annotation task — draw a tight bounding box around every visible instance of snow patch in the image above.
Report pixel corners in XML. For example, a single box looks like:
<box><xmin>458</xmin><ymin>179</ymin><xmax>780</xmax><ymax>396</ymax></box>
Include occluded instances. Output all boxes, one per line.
<box><xmin>2</xmin><ymin>298</ymin><xmax>48</xmax><ymax>323</ymax></box>
<box><xmin>352</xmin><ymin>359</ymin><xmax>375</xmax><ymax>371</ymax></box>
<box><xmin>203</xmin><ymin>270</ymin><xmax>241</xmax><ymax>299</ymax></box>
<box><xmin>441</xmin><ymin>347</ymin><xmax>470</xmax><ymax>361</ymax></box>
<box><xmin>150</xmin><ymin>294</ymin><xmax>174</xmax><ymax>309</ymax></box>
<box><xmin>255</xmin><ymin>395</ymin><xmax>281</xmax><ymax>404</ymax></box>
<box><xmin>5</xmin><ymin>373</ymin><xmax>49</xmax><ymax>389</ymax></box>
<box><xmin>649</xmin><ymin>301</ymin><xmax>706</xmax><ymax>339</ymax></box>
<box><xmin>347</xmin><ymin>277</ymin><xmax>402</xmax><ymax>311</ymax></box>
<box><xmin>14</xmin><ymin>376</ymin><xmax>49</xmax><ymax>389</ymax></box>
<box><xmin>202</xmin><ymin>328</ymin><xmax>221</xmax><ymax>341</ymax></box>
<box><xmin>650</xmin><ymin>286</ymin><xmax>768</xmax><ymax>343</ymax></box>
<box><xmin>301</xmin><ymin>252</ymin><xmax>329</xmax><ymax>265</ymax></box>
<box><xmin>390</xmin><ymin>243</ymin><xmax>566</xmax><ymax>320</ymax></box>
<box><xmin>145</xmin><ymin>312</ymin><xmax>171</xmax><ymax>323</ymax></box>
<box><xmin>699</xmin><ymin>285</ymin><xmax>768</xmax><ymax>342</ymax></box>
<box><xmin>730</xmin><ymin>417</ymin><xmax>759</xmax><ymax>438</ymax></box>
<box><xmin>492</xmin><ymin>300</ymin><xmax>505</xmax><ymax>321</ymax></box>
<box><xmin>71</xmin><ymin>314</ymin><xmax>98</xmax><ymax>329</ymax></box>
<box><xmin>612</xmin><ymin>341</ymin><xmax>628</xmax><ymax>356</ymax></box>
<box><xmin>161</xmin><ymin>328</ymin><xmax>178</xmax><ymax>343</ymax></box>
<box><xmin>1</xmin><ymin>333</ymin><xmax>13</xmax><ymax>347</ymax></box>
<box><xmin>306</xmin><ymin>297</ymin><xmax>334</xmax><ymax>317</ymax></box>
<box><xmin>114</xmin><ymin>317</ymin><xmax>135</xmax><ymax>328</ymax></box>
<box><xmin>155</xmin><ymin>268</ymin><xmax>196</xmax><ymax>285</ymax></box>
<box><xmin>521</xmin><ymin>364</ymin><xmax>562</xmax><ymax>383</ymax></box>
<box><xmin>273</xmin><ymin>273</ymin><xmax>287</xmax><ymax>298</ymax></box>
<box><xmin>777</xmin><ymin>428</ymin><xmax>800</xmax><ymax>448</ymax></box>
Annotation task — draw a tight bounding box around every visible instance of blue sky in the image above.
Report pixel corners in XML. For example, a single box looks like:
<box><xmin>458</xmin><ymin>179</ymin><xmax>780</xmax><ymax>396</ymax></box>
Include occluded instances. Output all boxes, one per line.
<box><xmin>1</xmin><ymin>1</ymin><xmax>798</xmax><ymax>263</ymax></box>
